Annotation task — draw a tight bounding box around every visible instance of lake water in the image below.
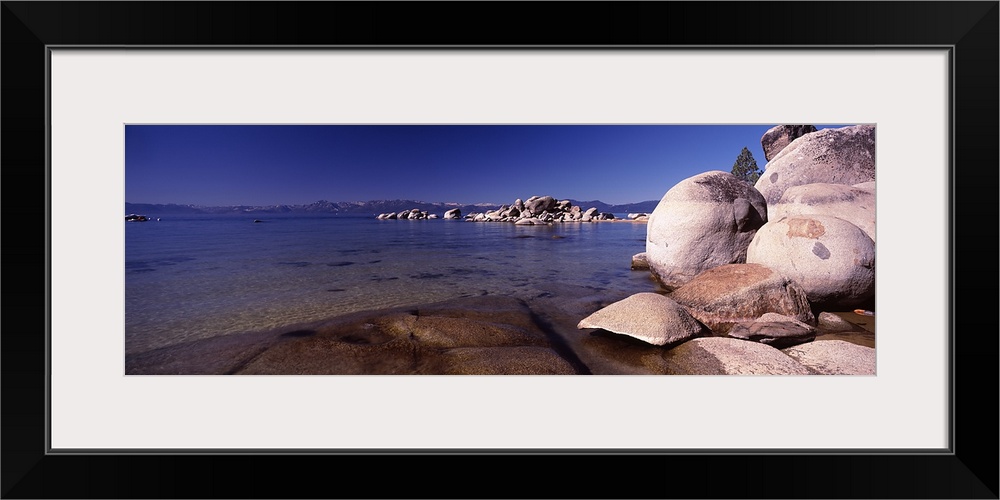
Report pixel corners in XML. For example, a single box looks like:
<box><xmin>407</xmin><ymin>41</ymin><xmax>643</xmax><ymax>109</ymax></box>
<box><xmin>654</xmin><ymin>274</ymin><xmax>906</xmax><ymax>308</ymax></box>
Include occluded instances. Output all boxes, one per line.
<box><xmin>125</xmin><ymin>214</ymin><xmax>655</xmax><ymax>356</ymax></box>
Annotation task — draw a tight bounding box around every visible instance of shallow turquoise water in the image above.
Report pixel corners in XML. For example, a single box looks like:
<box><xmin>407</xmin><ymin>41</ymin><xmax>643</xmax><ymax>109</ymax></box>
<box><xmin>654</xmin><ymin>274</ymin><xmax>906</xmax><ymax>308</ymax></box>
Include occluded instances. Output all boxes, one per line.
<box><xmin>125</xmin><ymin>214</ymin><xmax>653</xmax><ymax>355</ymax></box>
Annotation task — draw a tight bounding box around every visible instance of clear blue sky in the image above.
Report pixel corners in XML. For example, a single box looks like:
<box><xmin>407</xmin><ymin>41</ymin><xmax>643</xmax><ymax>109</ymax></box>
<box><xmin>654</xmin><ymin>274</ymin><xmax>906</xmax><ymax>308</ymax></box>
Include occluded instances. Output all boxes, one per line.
<box><xmin>125</xmin><ymin>124</ymin><xmax>845</xmax><ymax>206</ymax></box>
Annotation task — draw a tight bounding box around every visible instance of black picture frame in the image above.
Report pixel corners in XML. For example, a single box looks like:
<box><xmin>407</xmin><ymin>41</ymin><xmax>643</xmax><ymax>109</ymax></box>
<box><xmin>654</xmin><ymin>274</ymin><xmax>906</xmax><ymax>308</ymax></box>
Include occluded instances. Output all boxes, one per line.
<box><xmin>3</xmin><ymin>1</ymin><xmax>997</xmax><ymax>498</ymax></box>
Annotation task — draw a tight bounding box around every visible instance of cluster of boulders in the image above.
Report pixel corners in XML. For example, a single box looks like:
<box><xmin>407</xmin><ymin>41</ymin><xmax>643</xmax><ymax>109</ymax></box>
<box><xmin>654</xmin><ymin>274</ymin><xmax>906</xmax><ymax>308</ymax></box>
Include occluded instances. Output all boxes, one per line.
<box><xmin>464</xmin><ymin>196</ymin><xmax>616</xmax><ymax>224</ymax></box>
<box><xmin>376</xmin><ymin>209</ymin><xmax>439</xmax><ymax>220</ymax></box>
<box><xmin>578</xmin><ymin>124</ymin><xmax>876</xmax><ymax>374</ymax></box>
<box><xmin>377</xmin><ymin>196</ymin><xmax>621</xmax><ymax>224</ymax></box>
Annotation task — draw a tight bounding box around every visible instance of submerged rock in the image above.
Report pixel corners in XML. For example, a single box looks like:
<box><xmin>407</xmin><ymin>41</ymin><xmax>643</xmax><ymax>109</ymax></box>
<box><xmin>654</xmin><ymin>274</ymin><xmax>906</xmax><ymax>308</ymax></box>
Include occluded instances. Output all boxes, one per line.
<box><xmin>420</xmin><ymin>346</ymin><xmax>577</xmax><ymax>375</ymax></box>
<box><xmin>128</xmin><ymin>295</ymin><xmax>590</xmax><ymax>375</ymax></box>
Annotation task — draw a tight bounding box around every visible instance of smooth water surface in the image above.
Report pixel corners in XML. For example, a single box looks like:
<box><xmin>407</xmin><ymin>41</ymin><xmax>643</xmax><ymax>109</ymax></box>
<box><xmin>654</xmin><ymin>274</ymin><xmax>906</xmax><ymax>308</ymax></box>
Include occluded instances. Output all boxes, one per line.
<box><xmin>125</xmin><ymin>214</ymin><xmax>653</xmax><ymax>355</ymax></box>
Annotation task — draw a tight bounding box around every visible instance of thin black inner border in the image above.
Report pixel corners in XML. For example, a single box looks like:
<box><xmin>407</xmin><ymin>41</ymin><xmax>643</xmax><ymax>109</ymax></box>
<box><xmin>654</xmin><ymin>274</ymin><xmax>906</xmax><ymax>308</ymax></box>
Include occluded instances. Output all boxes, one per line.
<box><xmin>44</xmin><ymin>45</ymin><xmax>955</xmax><ymax>456</ymax></box>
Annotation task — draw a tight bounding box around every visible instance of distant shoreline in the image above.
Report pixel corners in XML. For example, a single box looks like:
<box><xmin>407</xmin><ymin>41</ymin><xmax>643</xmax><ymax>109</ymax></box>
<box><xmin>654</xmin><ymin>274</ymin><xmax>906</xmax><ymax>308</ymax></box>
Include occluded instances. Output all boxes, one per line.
<box><xmin>124</xmin><ymin>198</ymin><xmax>662</xmax><ymax>217</ymax></box>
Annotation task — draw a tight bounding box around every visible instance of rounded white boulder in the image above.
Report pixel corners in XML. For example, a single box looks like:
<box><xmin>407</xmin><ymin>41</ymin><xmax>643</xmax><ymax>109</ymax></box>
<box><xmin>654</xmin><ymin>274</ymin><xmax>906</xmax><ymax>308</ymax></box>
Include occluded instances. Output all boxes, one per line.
<box><xmin>746</xmin><ymin>215</ymin><xmax>875</xmax><ymax>309</ymax></box>
<box><xmin>646</xmin><ymin>171</ymin><xmax>768</xmax><ymax>288</ymax></box>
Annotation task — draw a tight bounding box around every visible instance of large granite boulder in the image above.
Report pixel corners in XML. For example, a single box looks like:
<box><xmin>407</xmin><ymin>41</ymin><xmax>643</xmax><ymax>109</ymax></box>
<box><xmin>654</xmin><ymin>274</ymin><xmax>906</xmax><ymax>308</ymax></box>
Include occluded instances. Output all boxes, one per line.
<box><xmin>755</xmin><ymin>125</ymin><xmax>876</xmax><ymax>219</ymax></box>
<box><xmin>782</xmin><ymin>339</ymin><xmax>875</xmax><ymax>375</ymax></box>
<box><xmin>576</xmin><ymin>292</ymin><xmax>706</xmax><ymax>346</ymax></box>
<box><xmin>662</xmin><ymin>337</ymin><xmax>811</xmax><ymax>375</ymax></box>
<box><xmin>746</xmin><ymin>215</ymin><xmax>875</xmax><ymax>309</ymax></box>
<box><xmin>484</xmin><ymin>207</ymin><xmax>505</xmax><ymax>220</ymax></box>
<box><xmin>770</xmin><ymin>182</ymin><xmax>875</xmax><ymax>241</ymax></box>
<box><xmin>667</xmin><ymin>263</ymin><xmax>815</xmax><ymax>334</ymax></box>
<box><xmin>443</xmin><ymin>208</ymin><xmax>462</xmax><ymax>219</ymax></box>
<box><xmin>646</xmin><ymin>171</ymin><xmax>768</xmax><ymax>288</ymax></box>
<box><xmin>761</xmin><ymin>124</ymin><xmax>818</xmax><ymax>161</ymax></box>
<box><xmin>524</xmin><ymin>195</ymin><xmax>557</xmax><ymax>215</ymax></box>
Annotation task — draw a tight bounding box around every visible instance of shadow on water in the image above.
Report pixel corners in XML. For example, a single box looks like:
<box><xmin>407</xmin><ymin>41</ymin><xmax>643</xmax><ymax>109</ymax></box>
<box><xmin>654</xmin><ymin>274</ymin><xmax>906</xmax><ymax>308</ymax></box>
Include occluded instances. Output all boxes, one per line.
<box><xmin>522</xmin><ymin>300</ymin><xmax>593</xmax><ymax>375</ymax></box>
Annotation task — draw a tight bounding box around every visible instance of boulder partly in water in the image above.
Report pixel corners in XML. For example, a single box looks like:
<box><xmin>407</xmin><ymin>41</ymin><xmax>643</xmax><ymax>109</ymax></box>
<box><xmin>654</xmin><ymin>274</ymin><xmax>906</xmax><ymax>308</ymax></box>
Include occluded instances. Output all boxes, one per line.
<box><xmin>576</xmin><ymin>292</ymin><xmax>705</xmax><ymax>346</ymax></box>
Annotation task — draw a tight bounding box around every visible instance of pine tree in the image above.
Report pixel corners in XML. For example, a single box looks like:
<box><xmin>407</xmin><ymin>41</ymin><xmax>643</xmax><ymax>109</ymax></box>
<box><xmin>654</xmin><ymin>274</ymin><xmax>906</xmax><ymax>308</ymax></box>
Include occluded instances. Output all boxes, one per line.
<box><xmin>731</xmin><ymin>146</ymin><xmax>762</xmax><ymax>184</ymax></box>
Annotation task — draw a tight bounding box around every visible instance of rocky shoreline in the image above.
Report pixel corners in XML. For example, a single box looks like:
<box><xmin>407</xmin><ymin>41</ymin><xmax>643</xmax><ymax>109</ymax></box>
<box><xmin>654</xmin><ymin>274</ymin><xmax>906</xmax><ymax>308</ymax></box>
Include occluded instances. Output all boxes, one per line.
<box><xmin>125</xmin><ymin>283</ymin><xmax>874</xmax><ymax>375</ymax></box>
<box><xmin>127</xmin><ymin>124</ymin><xmax>877</xmax><ymax>375</ymax></box>
<box><xmin>571</xmin><ymin>124</ymin><xmax>876</xmax><ymax>373</ymax></box>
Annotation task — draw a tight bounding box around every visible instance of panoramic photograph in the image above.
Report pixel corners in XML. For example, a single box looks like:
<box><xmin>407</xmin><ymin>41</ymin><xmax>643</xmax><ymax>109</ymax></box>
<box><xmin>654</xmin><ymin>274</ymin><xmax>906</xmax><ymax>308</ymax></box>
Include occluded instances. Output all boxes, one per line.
<box><xmin>124</xmin><ymin>124</ymin><xmax>876</xmax><ymax>375</ymax></box>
